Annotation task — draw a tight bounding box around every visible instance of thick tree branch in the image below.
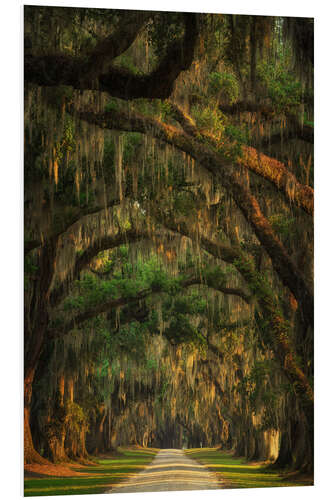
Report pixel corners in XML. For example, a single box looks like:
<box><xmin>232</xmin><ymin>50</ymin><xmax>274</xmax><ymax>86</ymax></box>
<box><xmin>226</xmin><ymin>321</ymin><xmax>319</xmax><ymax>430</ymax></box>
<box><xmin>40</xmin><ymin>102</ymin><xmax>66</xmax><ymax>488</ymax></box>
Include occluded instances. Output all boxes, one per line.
<box><xmin>238</xmin><ymin>145</ymin><xmax>313</xmax><ymax>215</ymax></box>
<box><xmin>49</xmin><ymin>288</ymin><xmax>152</xmax><ymax>337</ymax></box>
<box><xmin>24</xmin><ymin>13</ymin><xmax>198</xmax><ymax>100</ymax></box>
<box><xmin>183</xmin><ymin>276</ymin><xmax>251</xmax><ymax>304</ymax></box>
<box><xmin>219</xmin><ymin>101</ymin><xmax>314</xmax><ymax>144</ymax></box>
<box><xmin>169</xmin><ymin>102</ymin><xmax>313</xmax><ymax>215</ymax></box>
<box><xmin>49</xmin><ymin>277</ymin><xmax>250</xmax><ymax>338</ymax></box>
<box><xmin>83</xmin><ymin>11</ymin><xmax>153</xmax><ymax>78</ymax></box>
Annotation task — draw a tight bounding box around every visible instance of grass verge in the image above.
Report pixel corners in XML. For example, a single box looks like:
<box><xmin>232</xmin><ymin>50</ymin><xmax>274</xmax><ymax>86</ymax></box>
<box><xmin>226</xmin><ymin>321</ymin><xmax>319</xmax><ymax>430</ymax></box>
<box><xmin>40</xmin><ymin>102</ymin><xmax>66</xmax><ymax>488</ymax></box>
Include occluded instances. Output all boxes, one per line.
<box><xmin>185</xmin><ymin>448</ymin><xmax>313</xmax><ymax>489</ymax></box>
<box><xmin>24</xmin><ymin>447</ymin><xmax>159</xmax><ymax>496</ymax></box>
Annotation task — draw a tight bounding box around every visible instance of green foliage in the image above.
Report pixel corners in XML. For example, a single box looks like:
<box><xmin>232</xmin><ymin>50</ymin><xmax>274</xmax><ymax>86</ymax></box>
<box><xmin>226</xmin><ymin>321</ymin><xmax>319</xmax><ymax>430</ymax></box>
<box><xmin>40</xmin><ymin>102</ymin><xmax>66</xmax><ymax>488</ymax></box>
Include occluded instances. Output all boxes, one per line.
<box><xmin>224</xmin><ymin>123</ymin><xmax>249</xmax><ymax>146</ymax></box>
<box><xmin>62</xmin><ymin>254</ymin><xmax>172</xmax><ymax>314</ymax></box>
<box><xmin>113</xmin><ymin>54</ymin><xmax>143</xmax><ymax>75</ymax></box>
<box><xmin>147</xmin><ymin>12</ymin><xmax>185</xmax><ymax>57</ymax></box>
<box><xmin>160</xmin><ymin>100</ymin><xmax>174</xmax><ymax>119</ymax></box>
<box><xmin>146</xmin><ymin>358</ymin><xmax>158</xmax><ymax>370</ymax></box>
<box><xmin>304</xmin><ymin>118</ymin><xmax>314</xmax><ymax>127</ymax></box>
<box><xmin>103</xmin><ymin>139</ymin><xmax>115</xmax><ymax>169</ymax></box>
<box><xmin>45</xmin><ymin>393</ymin><xmax>67</xmax><ymax>441</ymax></box>
<box><xmin>236</xmin><ymin>360</ymin><xmax>280</xmax><ymax>429</ymax></box>
<box><xmin>144</xmin><ymin>310</ymin><xmax>160</xmax><ymax>333</ymax></box>
<box><xmin>163</xmin><ymin>292</ymin><xmax>207</xmax><ymax>346</ymax></box>
<box><xmin>65</xmin><ymin>401</ymin><xmax>89</xmax><ymax>435</ymax></box>
<box><xmin>173</xmin><ymin>191</ymin><xmax>197</xmax><ymax>217</ymax></box>
<box><xmin>25</xmin><ymin>254</ymin><xmax>38</xmax><ymax>275</ymax></box>
<box><xmin>203</xmin><ymin>265</ymin><xmax>227</xmax><ymax>287</ymax></box>
<box><xmin>104</xmin><ymin>98</ymin><xmax>119</xmax><ymax>112</ymax></box>
<box><xmin>208</xmin><ymin>72</ymin><xmax>239</xmax><ymax>103</ymax></box>
<box><xmin>109</xmin><ymin>322</ymin><xmax>148</xmax><ymax>359</ymax></box>
<box><xmin>192</xmin><ymin>104</ymin><xmax>226</xmax><ymax>140</ymax></box>
<box><xmin>118</xmin><ymin>245</ymin><xmax>129</xmax><ymax>260</ymax></box>
<box><xmin>157</xmin><ymin>380</ymin><xmax>169</xmax><ymax>402</ymax></box>
<box><xmin>268</xmin><ymin>213</ymin><xmax>296</xmax><ymax>239</ymax></box>
<box><xmin>257</xmin><ymin>58</ymin><xmax>303</xmax><ymax>113</ymax></box>
<box><xmin>164</xmin><ymin>314</ymin><xmax>205</xmax><ymax>346</ymax></box>
<box><xmin>24</xmin><ymin>253</ymin><xmax>40</xmax><ymax>290</ymax></box>
<box><xmin>123</xmin><ymin>132</ymin><xmax>143</xmax><ymax>163</ymax></box>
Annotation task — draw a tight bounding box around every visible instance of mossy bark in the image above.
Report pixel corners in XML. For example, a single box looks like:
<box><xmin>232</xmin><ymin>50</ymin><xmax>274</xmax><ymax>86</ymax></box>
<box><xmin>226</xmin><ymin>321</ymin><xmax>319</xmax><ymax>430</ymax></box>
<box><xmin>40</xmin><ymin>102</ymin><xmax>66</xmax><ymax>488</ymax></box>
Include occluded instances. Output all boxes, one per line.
<box><xmin>24</xmin><ymin>239</ymin><xmax>58</xmax><ymax>463</ymax></box>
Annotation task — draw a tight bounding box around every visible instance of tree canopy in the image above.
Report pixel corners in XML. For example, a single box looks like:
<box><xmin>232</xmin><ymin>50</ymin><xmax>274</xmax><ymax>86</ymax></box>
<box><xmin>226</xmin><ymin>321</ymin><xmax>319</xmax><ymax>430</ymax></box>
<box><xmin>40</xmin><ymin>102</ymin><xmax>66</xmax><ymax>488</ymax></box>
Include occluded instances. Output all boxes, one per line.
<box><xmin>24</xmin><ymin>6</ymin><xmax>313</xmax><ymax>477</ymax></box>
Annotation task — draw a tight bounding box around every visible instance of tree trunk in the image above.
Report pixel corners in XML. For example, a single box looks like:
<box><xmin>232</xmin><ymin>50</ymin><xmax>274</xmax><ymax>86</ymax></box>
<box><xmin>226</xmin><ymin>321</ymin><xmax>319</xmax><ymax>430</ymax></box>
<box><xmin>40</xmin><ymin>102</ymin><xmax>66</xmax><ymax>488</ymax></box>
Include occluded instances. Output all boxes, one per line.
<box><xmin>271</xmin><ymin>413</ymin><xmax>313</xmax><ymax>473</ymax></box>
<box><xmin>87</xmin><ymin>410</ymin><xmax>107</xmax><ymax>455</ymax></box>
<box><xmin>47</xmin><ymin>432</ymin><xmax>68</xmax><ymax>463</ymax></box>
<box><xmin>66</xmin><ymin>428</ymin><xmax>89</xmax><ymax>462</ymax></box>
<box><xmin>142</xmin><ymin>430</ymin><xmax>149</xmax><ymax>448</ymax></box>
<box><xmin>24</xmin><ymin>372</ymin><xmax>49</xmax><ymax>464</ymax></box>
<box><xmin>45</xmin><ymin>375</ymin><xmax>69</xmax><ymax>463</ymax></box>
<box><xmin>24</xmin><ymin>239</ymin><xmax>58</xmax><ymax>464</ymax></box>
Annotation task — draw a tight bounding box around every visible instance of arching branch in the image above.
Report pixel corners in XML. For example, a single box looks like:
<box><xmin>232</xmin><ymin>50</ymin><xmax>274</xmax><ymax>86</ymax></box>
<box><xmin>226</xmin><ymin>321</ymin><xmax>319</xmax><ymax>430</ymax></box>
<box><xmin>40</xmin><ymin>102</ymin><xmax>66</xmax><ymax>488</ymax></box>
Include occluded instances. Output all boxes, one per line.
<box><xmin>24</xmin><ymin>196</ymin><xmax>125</xmax><ymax>257</ymax></box>
<box><xmin>50</xmin><ymin>228</ymin><xmax>150</xmax><ymax>308</ymax></box>
<box><xmin>49</xmin><ymin>275</ymin><xmax>251</xmax><ymax>338</ymax></box>
<box><xmin>83</xmin><ymin>11</ymin><xmax>154</xmax><ymax>78</ymax></box>
<box><xmin>49</xmin><ymin>288</ymin><xmax>152</xmax><ymax>337</ymax></box>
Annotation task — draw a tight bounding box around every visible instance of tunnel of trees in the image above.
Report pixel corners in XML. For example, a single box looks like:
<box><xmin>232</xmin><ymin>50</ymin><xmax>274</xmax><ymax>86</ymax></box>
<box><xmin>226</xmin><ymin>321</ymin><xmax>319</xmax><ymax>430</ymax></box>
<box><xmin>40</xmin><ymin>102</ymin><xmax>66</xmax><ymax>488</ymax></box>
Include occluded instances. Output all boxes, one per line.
<box><xmin>24</xmin><ymin>6</ymin><xmax>313</xmax><ymax>476</ymax></box>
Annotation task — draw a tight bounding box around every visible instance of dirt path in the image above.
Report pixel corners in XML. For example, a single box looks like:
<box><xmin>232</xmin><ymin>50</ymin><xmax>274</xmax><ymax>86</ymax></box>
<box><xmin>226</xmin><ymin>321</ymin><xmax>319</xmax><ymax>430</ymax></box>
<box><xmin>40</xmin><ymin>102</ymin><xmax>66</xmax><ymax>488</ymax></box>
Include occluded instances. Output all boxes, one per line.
<box><xmin>108</xmin><ymin>448</ymin><xmax>223</xmax><ymax>493</ymax></box>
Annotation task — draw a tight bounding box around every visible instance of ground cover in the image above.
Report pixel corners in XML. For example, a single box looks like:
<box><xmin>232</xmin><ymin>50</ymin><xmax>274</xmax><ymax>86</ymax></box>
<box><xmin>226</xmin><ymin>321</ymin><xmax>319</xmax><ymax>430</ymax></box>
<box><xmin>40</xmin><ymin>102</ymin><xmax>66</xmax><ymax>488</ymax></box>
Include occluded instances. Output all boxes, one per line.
<box><xmin>24</xmin><ymin>447</ymin><xmax>158</xmax><ymax>496</ymax></box>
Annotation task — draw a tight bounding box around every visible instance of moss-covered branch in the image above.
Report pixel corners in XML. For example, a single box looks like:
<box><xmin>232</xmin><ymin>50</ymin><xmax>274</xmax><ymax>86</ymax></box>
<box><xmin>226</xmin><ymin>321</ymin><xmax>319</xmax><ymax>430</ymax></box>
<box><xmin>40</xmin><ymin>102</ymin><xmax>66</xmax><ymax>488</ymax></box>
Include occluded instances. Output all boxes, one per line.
<box><xmin>169</xmin><ymin>102</ymin><xmax>313</xmax><ymax>215</ymax></box>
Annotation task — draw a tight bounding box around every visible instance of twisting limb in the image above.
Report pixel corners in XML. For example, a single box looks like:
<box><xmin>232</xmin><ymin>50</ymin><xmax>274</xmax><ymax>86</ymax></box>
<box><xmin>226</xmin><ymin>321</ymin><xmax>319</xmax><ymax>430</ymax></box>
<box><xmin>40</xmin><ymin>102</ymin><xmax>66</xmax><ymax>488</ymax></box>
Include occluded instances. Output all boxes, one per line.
<box><xmin>50</xmin><ymin>228</ymin><xmax>151</xmax><ymax>308</ymax></box>
<box><xmin>168</xmin><ymin>101</ymin><xmax>313</xmax><ymax>215</ymax></box>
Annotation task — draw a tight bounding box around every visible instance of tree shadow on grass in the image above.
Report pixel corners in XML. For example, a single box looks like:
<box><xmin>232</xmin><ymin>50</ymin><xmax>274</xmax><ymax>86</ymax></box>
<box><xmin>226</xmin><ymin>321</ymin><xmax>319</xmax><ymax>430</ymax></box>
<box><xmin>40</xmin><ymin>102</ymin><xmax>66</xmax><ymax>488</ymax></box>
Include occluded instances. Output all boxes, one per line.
<box><xmin>24</xmin><ymin>449</ymin><xmax>157</xmax><ymax>496</ymax></box>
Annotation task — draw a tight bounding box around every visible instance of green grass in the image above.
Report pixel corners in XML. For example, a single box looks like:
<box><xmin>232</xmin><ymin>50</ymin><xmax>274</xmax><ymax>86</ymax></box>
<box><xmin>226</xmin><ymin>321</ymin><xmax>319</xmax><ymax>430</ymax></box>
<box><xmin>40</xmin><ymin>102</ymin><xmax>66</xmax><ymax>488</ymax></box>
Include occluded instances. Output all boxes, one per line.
<box><xmin>185</xmin><ymin>448</ymin><xmax>313</xmax><ymax>489</ymax></box>
<box><xmin>24</xmin><ymin>448</ymin><xmax>158</xmax><ymax>496</ymax></box>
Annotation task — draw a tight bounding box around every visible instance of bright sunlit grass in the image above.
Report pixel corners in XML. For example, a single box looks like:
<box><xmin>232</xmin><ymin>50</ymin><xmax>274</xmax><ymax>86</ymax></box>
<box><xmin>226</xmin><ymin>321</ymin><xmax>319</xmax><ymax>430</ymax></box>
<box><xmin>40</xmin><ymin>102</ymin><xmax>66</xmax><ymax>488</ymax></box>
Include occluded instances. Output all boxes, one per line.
<box><xmin>24</xmin><ymin>448</ymin><xmax>158</xmax><ymax>496</ymax></box>
<box><xmin>185</xmin><ymin>448</ymin><xmax>313</xmax><ymax>489</ymax></box>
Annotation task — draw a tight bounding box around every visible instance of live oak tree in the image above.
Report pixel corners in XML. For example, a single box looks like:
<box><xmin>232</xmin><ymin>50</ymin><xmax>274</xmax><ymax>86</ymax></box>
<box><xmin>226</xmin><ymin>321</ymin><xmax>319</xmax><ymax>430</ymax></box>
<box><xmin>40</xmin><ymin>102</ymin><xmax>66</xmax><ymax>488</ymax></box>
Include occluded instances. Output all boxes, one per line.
<box><xmin>24</xmin><ymin>6</ymin><xmax>313</xmax><ymax>474</ymax></box>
